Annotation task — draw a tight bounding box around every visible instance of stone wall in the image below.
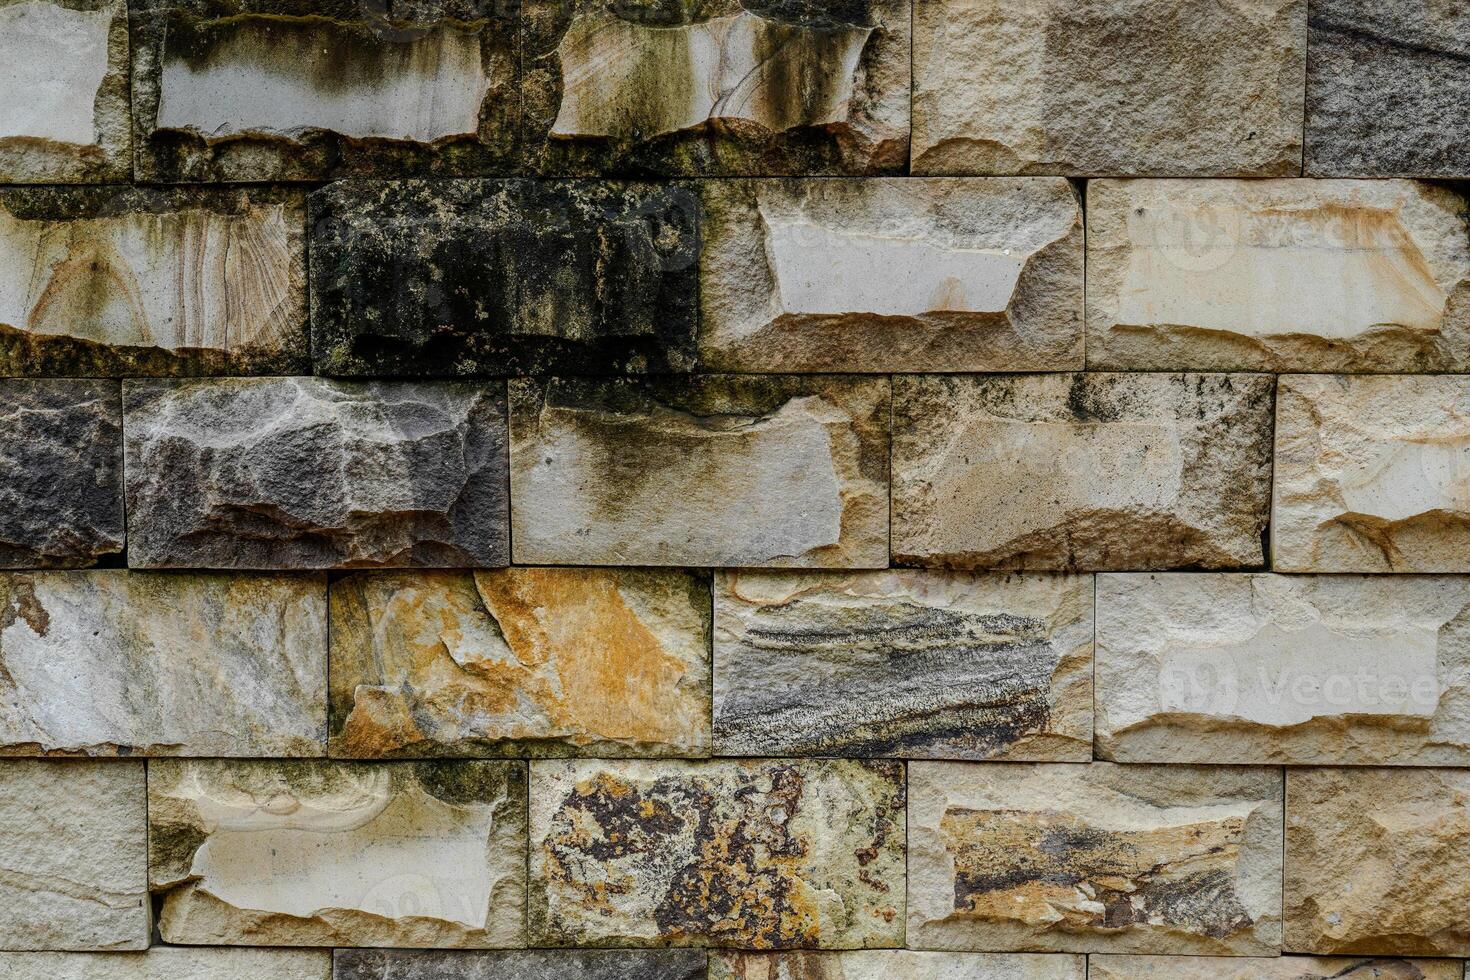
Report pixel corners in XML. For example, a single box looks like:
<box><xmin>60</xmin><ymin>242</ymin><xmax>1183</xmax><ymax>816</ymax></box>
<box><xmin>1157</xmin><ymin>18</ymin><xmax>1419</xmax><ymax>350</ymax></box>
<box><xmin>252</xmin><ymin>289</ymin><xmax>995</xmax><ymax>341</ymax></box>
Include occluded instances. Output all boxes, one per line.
<box><xmin>0</xmin><ymin>0</ymin><xmax>1468</xmax><ymax>976</ymax></box>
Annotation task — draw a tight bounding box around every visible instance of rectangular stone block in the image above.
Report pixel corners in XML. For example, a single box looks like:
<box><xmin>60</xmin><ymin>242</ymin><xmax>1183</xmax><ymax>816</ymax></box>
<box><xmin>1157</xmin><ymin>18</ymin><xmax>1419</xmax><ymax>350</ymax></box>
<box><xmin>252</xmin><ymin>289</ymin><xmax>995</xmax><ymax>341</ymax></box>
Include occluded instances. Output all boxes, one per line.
<box><xmin>529</xmin><ymin>758</ymin><xmax>905</xmax><ymax>949</ymax></box>
<box><xmin>699</xmin><ymin>177</ymin><xmax>1083</xmax><ymax>373</ymax></box>
<box><xmin>1285</xmin><ymin>768</ymin><xmax>1470</xmax><ymax>956</ymax></box>
<box><xmin>0</xmin><ymin>379</ymin><xmax>123</xmax><ymax>569</ymax></box>
<box><xmin>0</xmin><ymin>949</ymin><xmax>332</xmax><ymax>980</ymax></box>
<box><xmin>1273</xmin><ymin>375</ymin><xmax>1470</xmax><ymax>572</ymax></box>
<box><xmin>1306</xmin><ymin>0</ymin><xmax>1470</xmax><ymax>177</ymax></box>
<box><xmin>892</xmin><ymin>373</ymin><xmax>1274</xmax><ymax>570</ymax></box>
<box><xmin>1096</xmin><ymin>572</ymin><xmax>1470</xmax><ymax>766</ymax></box>
<box><xmin>713</xmin><ymin>570</ymin><xmax>1092</xmax><ymax>760</ymax></box>
<box><xmin>908</xmin><ymin>761</ymin><xmax>1284</xmax><ymax>955</ymax></box>
<box><xmin>329</xmin><ymin>568</ymin><xmax>711</xmax><ymax>759</ymax></box>
<box><xmin>1087</xmin><ymin>179</ymin><xmax>1470</xmax><ymax>372</ymax></box>
<box><xmin>0</xmin><ymin>187</ymin><xmax>307</xmax><ymax>376</ymax></box>
<box><xmin>310</xmin><ymin>180</ymin><xmax>698</xmax><ymax>377</ymax></box>
<box><xmin>335</xmin><ymin>949</ymin><xmax>707</xmax><ymax>980</ymax></box>
<box><xmin>520</xmin><ymin>0</ymin><xmax>910</xmax><ymax>176</ymax></box>
<box><xmin>711</xmin><ymin>951</ymin><xmax>1085</xmax><ymax>980</ymax></box>
<box><xmin>510</xmin><ymin>376</ymin><xmax>889</xmax><ymax>568</ymax></box>
<box><xmin>912</xmin><ymin>0</ymin><xmax>1305</xmax><ymax>176</ymax></box>
<box><xmin>129</xmin><ymin>0</ymin><xmax>517</xmax><ymax>182</ymax></box>
<box><xmin>0</xmin><ymin>760</ymin><xmax>147</xmax><ymax>950</ymax></box>
<box><xmin>149</xmin><ymin>759</ymin><xmax>526</xmax><ymax>948</ymax></box>
<box><xmin>0</xmin><ymin>570</ymin><xmax>325</xmax><ymax>757</ymax></box>
<box><xmin>0</xmin><ymin>0</ymin><xmax>130</xmax><ymax>182</ymax></box>
<box><xmin>123</xmin><ymin>377</ymin><xmax>508</xmax><ymax>569</ymax></box>
<box><xmin>1090</xmin><ymin>954</ymin><xmax>1464</xmax><ymax>980</ymax></box>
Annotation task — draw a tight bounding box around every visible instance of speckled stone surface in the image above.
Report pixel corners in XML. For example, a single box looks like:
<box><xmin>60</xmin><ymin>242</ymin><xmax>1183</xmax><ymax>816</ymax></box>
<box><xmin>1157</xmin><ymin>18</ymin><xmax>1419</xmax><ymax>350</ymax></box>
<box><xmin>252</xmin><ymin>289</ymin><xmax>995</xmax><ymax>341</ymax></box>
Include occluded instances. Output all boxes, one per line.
<box><xmin>335</xmin><ymin>949</ymin><xmax>708</xmax><ymax>980</ymax></box>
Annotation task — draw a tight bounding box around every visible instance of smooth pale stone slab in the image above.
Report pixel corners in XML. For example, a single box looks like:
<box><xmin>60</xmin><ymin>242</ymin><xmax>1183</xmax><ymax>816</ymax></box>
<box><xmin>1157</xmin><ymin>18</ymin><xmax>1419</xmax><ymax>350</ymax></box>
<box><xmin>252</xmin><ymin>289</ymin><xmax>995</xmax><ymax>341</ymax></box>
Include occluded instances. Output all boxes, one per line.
<box><xmin>0</xmin><ymin>0</ymin><xmax>130</xmax><ymax>182</ymax></box>
<box><xmin>521</xmin><ymin>0</ymin><xmax>910</xmax><ymax>175</ymax></box>
<box><xmin>0</xmin><ymin>380</ymin><xmax>123</xmax><ymax>569</ymax></box>
<box><xmin>335</xmin><ymin>949</ymin><xmax>707</xmax><ymax>980</ymax></box>
<box><xmin>713</xmin><ymin>570</ymin><xmax>1092</xmax><ymax>760</ymax></box>
<box><xmin>908</xmin><ymin>761</ymin><xmax>1284</xmax><ymax>955</ymax></box>
<box><xmin>0</xmin><ymin>949</ymin><xmax>332</xmax><ymax>979</ymax></box>
<box><xmin>712</xmin><ymin>951</ymin><xmax>1086</xmax><ymax>980</ymax></box>
<box><xmin>700</xmin><ymin>178</ymin><xmax>1083</xmax><ymax>372</ymax></box>
<box><xmin>892</xmin><ymin>373</ymin><xmax>1274</xmax><ymax>570</ymax></box>
<box><xmin>149</xmin><ymin>759</ymin><xmax>526</xmax><ymax>948</ymax></box>
<box><xmin>123</xmin><ymin>378</ymin><xmax>508</xmax><ymax>569</ymax></box>
<box><xmin>0</xmin><ymin>760</ymin><xmax>147</xmax><ymax>950</ymax></box>
<box><xmin>1273</xmin><ymin>375</ymin><xmax>1470</xmax><ymax>572</ymax></box>
<box><xmin>0</xmin><ymin>187</ymin><xmax>307</xmax><ymax>376</ymax></box>
<box><xmin>329</xmin><ymin>568</ymin><xmax>711</xmax><ymax>759</ymax></box>
<box><xmin>1307</xmin><ymin>0</ymin><xmax>1470</xmax><ymax>177</ymax></box>
<box><xmin>1090</xmin><ymin>954</ymin><xmax>1465</xmax><ymax>979</ymax></box>
<box><xmin>529</xmin><ymin>758</ymin><xmax>905</xmax><ymax>948</ymax></box>
<box><xmin>509</xmin><ymin>376</ymin><xmax>890</xmax><ymax>568</ymax></box>
<box><xmin>1088</xmin><ymin>180</ymin><xmax>1470</xmax><ymax>372</ymax></box>
<box><xmin>911</xmin><ymin>0</ymin><xmax>1305</xmax><ymax>176</ymax></box>
<box><xmin>1285</xmin><ymin>768</ymin><xmax>1470</xmax><ymax>955</ymax></box>
<box><xmin>0</xmin><ymin>571</ymin><xmax>326</xmax><ymax>757</ymax></box>
<box><xmin>130</xmin><ymin>0</ymin><xmax>517</xmax><ymax>181</ymax></box>
<box><xmin>1096</xmin><ymin>573</ymin><xmax>1470</xmax><ymax>765</ymax></box>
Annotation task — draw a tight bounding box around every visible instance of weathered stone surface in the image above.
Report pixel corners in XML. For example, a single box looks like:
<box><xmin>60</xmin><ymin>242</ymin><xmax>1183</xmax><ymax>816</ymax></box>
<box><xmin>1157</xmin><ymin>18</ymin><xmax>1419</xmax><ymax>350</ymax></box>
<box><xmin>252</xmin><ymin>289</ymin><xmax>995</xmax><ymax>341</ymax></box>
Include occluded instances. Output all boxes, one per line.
<box><xmin>712</xmin><ymin>951</ymin><xmax>1086</xmax><ymax>980</ymax></box>
<box><xmin>1096</xmin><ymin>573</ymin><xmax>1470</xmax><ymax>766</ymax></box>
<box><xmin>1306</xmin><ymin>0</ymin><xmax>1470</xmax><ymax>177</ymax></box>
<box><xmin>0</xmin><ymin>0</ymin><xmax>130</xmax><ymax>182</ymax></box>
<box><xmin>1087</xmin><ymin>180</ymin><xmax>1470</xmax><ymax>372</ymax></box>
<box><xmin>335</xmin><ymin>949</ymin><xmax>707</xmax><ymax>980</ymax></box>
<box><xmin>699</xmin><ymin>177</ymin><xmax>1083</xmax><ymax>373</ymax></box>
<box><xmin>1285</xmin><ymin>768</ymin><xmax>1470</xmax><ymax>956</ymax></box>
<box><xmin>510</xmin><ymin>376</ymin><xmax>889</xmax><ymax>568</ymax></box>
<box><xmin>0</xmin><ymin>949</ymin><xmax>332</xmax><ymax>979</ymax></box>
<box><xmin>0</xmin><ymin>379</ymin><xmax>123</xmax><ymax>569</ymax></box>
<box><xmin>911</xmin><ymin>0</ymin><xmax>1305</xmax><ymax>176</ymax></box>
<box><xmin>329</xmin><ymin>567</ymin><xmax>711</xmax><ymax>759</ymax></box>
<box><xmin>123</xmin><ymin>377</ymin><xmax>508</xmax><ymax>569</ymax></box>
<box><xmin>310</xmin><ymin>180</ymin><xmax>698</xmax><ymax>377</ymax></box>
<box><xmin>892</xmin><ymin>373</ymin><xmax>1274</xmax><ymax>570</ymax></box>
<box><xmin>0</xmin><ymin>760</ymin><xmax>147</xmax><ymax>950</ymax></box>
<box><xmin>521</xmin><ymin>0</ymin><xmax>910</xmax><ymax>176</ymax></box>
<box><xmin>529</xmin><ymin>758</ymin><xmax>905</xmax><ymax>949</ymax></box>
<box><xmin>908</xmin><ymin>761</ymin><xmax>1284</xmax><ymax>955</ymax></box>
<box><xmin>0</xmin><ymin>571</ymin><xmax>325</xmax><ymax>757</ymax></box>
<box><xmin>1090</xmin><ymin>954</ymin><xmax>1464</xmax><ymax>979</ymax></box>
<box><xmin>149</xmin><ymin>759</ymin><xmax>526</xmax><ymax>948</ymax></box>
<box><xmin>1273</xmin><ymin>375</ymin><xmax>1470</xmax><ymax>572</ymax></box>
<box><xmin>130</xmin><ymin>0</ymin><xmax>517</xmax><ymax>182</ymax></box>
<box><xmin>713</xmin><ymin>570</ymin><xmax>1092</xmax><ymax>760</ymax></box>
<box><xmin>0</xmin><ymin>187</ymin><xmax>308</xmax><ymax>376</ymax></box>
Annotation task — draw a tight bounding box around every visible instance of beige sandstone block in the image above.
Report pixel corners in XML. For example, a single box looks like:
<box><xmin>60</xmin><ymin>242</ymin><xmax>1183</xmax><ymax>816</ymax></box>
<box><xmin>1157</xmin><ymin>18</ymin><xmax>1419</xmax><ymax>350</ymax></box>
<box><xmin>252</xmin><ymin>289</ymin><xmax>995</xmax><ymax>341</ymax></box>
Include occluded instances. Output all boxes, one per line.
<box><xmin>1090</xmin><ymin>954</ymin><xmax>1464</xmax><ymax>979</ymax></box>
<box><xmin>908</xmin><ymin>761</ymin><xmax>1284</xmax><ymax>954</ymax></box>
<box><xmin>711</xmin><ymin>950</ymin><xmax>1085</xmax><ymax>980</ymax></box>
<box><xmin>0</xmin><ymin>948</ymin><xmax>331</xmax><ymax>979</ymax></box>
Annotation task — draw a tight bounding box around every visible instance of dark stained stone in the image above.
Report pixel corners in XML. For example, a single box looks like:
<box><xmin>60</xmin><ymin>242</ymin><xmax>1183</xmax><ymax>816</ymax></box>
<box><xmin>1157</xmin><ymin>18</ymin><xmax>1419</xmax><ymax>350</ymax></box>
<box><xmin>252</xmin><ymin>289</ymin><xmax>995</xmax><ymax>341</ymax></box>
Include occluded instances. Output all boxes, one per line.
<box><xmin>334</xmin><ymin>949</ymin><xmax>708</xmax><ymax>980</ymax></box>
<box><xmin>0</xmin><ymin>380</ymin><xmax>123</xmax><ymax>569</ymax></box>
<box><xmin>122</xmin><ymin>377</ymin><xmax>508</xmax><ymax>569</ymax></box>
<box><xmin>309</xmin><ymin>180</ymin><xmax>699</xmax><ymax>377</ymax></box>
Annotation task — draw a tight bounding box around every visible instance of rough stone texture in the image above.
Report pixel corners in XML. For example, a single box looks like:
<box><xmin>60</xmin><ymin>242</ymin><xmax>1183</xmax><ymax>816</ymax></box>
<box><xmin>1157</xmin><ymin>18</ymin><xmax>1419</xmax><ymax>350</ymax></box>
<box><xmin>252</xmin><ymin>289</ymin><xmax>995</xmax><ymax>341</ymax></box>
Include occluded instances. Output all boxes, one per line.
<box><xmin>892</xmin><ymin>373</ymin><xmax>1275</xmax><ymax>570</ymax></box>
<box><xmin>1090</xmin><ymin>954</ymin><xmax>1465</xmax><ymax>979</ymax></box>
<box><xmin>1273</xmin><ymin>375</ymin><xmax>1470</xmax><ymax>572</ymax></box>
<box><xmin>1095</xmin><ymin>573</ymin><xmax>1470</xmax><ymax>766</ymax></box>
<box><xmin>699</xmin><ymin>178</ymin><xmax>1083</xmax><ymax>373</ymax></box>
<box><xmin>129</xmin><ymin>0</ymin><xmax>518</xmax><ymax>182</ymax></box>
<box><xmin>123</xmin><ymin>377</ymin><xmax>508</xmax><ymax>569</ymax></box>
<box><xmin>911</xmin><ymin>0</ymin><xmax>1306</xmax><ymax>176</ymax></box>
<box><xmin>0</xmin><ymin>949</ymin><xmax>332</xmax><ymax>979</ymax></box>
<box><xmin>149</xmin><ymin>758</ymin><xmax>527</xmax><ymax>948</ymax></box>
<box><xmin>0</xmin><ymin>0</ymin><xmax>130</xmax><ymax>182</ymax></box>
<box><xmin>510</xmin><ymin>376</ymin><xmax>889</xmax><ymax>568</ymax></box>
<box><xmin>1306</xmin><ymin>0</ymin><xmax>1470</xmax><ymax>177</ymax></box>
<box><xmin>711</xmin><ymin>951</ymin><xmax>1086</xmax><ymax>980</ymax></box>
<box><xmin>1087</xmin><ymin>180</ymin><xmax>1470</xmax><ymax>373</ymax></box>
<box><xmin>0</xmin><ymin>379</ymin><xmax>123</xmax><ymax>569</ymax></box>
<box><xmin>310</xmin><ymin>180</ymin><xmax>698</xmax><ymax>377</ymax></box>
<box><xmin>0</xmin><ymin>760</ymin><xmax>148</xmax><ymax>951</ymax></box>
<box><xmin>0</xmin><ymin>570</ymin><xmax>325</xmax><ymax>757</ymax></box>
<box><xmin>335</xmin><ymin>949</ymin><xmax>708</xmax><ymax>980</ymax></box>
<box><xmin>529</xmin><ymin>758</ymin><xmax>905</xmax><ymax>949</ymax></box>
<box><xmin>1285</xmin><ymin>768</ymin><xmax>1470</xmax><ymax>956</ymax></box>
<box><xmin>329</xmin><ymin>567</ymin><xmax>711</xmax><ymax>759</ymax></box>
<box><xmin>521</xmin><ymin>0</ymin><xmax>910</xmax><ymax>176</ymax></box>
<box><xmin>0</xmin><ymin>187</ymin><xmax>308</xmax><ymax>376</ymax></box>
<box><xmin>712</xmin><ymin>570</ymin><xmax>1092</xmax><ymax>760</ymax></box>
<box><xmin>908</xmin><ymin>761</ymin><xmax>1284</xmax><ymax>955</ymax></box>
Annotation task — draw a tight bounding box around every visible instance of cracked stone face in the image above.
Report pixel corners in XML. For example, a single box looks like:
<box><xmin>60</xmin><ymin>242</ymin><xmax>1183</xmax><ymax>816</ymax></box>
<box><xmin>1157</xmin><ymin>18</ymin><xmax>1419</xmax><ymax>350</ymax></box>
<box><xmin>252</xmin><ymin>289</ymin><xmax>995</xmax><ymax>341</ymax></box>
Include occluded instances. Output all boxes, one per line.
<box><xmin>335</xmin><ymin>949</ymin><xmax>708</xmax><ymax>980</ymax></box>
<box><xmin>149</xmin><ymin>759</ymin><xmax>527</xmax><ymax>948</ymax></box>
<box><xmin>711</xmin><ymin>951</ymin><xmax>1087</xmax><ymax>979</ymax></box>
<box><xmin>0</xmin><ymin>949</ymin><xmax>332</xmax><ymax>979</ymax></box>
<box><xmin>529</xmin><ymin>758</ymin><xmax>906</xmax><ymax>949</ymax></box>
<box><xmin>1090</xmin><ymin>954</ymin><xmax>1464</xmax><ymax>979</ymax></box>
<box><xmin>907</xmin><ymin>762</ymin><xmax>1284</xmax><ymax>955</ymax></box>
<box><xmin>700</xmin><ymin>177</ymin><xmax>1083</xmax><ymax>373</ymax></box>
